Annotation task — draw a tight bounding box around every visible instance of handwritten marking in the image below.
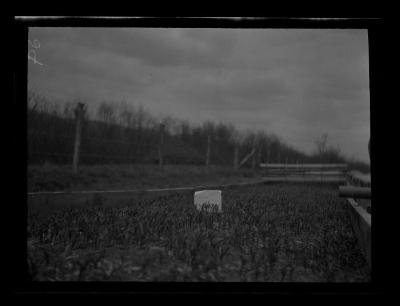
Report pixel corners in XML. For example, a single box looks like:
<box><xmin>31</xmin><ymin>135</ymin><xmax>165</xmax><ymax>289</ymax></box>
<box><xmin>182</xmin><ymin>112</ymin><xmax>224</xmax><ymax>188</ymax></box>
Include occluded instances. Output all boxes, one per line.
<box><xmin>28</xmin><ymin>39</ymin><xmax>43</xmax><ymax>66</ymax></box>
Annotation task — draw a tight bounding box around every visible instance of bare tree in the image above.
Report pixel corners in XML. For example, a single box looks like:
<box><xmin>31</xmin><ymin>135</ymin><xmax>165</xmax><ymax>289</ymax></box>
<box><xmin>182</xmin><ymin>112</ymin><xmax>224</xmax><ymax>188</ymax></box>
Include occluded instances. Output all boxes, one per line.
<box><xmin>62</xmin><ymin>101</ymin><xmax>76</xmax><ymax>119</ymax></box>
<box><xmin>97</xmin><ymin>102</ymin><xmax>116</xmax><ymax>124</ymax></box>
<box><xmin>313</xmin><ymin>133</ymin><xmax>346</xmax><ymax>163</ymax></box>
<box><xmin>315</xmin><ymin>133</ymin><xmax>328</xmax><ymax>156</ymax></box>
<box><xmin>117</xmin><ymin>102</ymin><xmax>134</xmax><ymax>128</ymax></box>
<box><xmin>161</xmin><ymin>115</ymin><xmax>175</xmax><ymax>135</ymax></box>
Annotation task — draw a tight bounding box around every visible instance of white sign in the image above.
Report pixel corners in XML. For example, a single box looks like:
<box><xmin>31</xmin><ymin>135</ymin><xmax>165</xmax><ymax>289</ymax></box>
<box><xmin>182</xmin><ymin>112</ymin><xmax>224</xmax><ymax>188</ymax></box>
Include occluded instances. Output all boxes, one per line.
<box><xmin>194</xmin><ymin>190</ymin><xmax>222</xmax><ymax>213</ymax></box>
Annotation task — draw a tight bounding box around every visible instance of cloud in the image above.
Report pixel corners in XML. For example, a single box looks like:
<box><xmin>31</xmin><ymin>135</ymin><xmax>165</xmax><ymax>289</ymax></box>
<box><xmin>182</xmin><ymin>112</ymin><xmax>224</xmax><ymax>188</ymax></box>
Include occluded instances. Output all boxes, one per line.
<box><xmin>35</xmin><ymin>27</ymin><xmax>236</xmax><ymax>68</ymax></box>
<box><xmin>28</xmin><ymin>27</ymin><xmax>370</xmax><ymax>162</ymax></box>
<box><xmin>169</xmin><ymin>70</ymin><xmax>289</xmax><ymax>113</ymax></box>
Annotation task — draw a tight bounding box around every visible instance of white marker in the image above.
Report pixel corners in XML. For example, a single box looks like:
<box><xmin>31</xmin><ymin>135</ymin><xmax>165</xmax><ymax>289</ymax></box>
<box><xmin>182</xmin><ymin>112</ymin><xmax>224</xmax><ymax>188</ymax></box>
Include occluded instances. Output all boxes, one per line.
<box><xmin>194</xmin><ymin>190</ymin><xmax>222</xmax><ymax>213</ymax></box>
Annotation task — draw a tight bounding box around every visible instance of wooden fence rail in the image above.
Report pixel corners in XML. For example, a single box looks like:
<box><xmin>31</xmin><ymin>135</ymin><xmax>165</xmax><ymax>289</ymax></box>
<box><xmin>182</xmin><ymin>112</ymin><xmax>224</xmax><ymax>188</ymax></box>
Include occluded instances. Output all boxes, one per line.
<box><xmin>339</xmin><ymin>186</ymin><xmax>371</xmax><ymax>199</ymax></box>
<box><xmin>344</xmin><ymin>197</ymin><xmax>371</xmax><ymax>269</ymax></box>
<box><xmin>260</xmin><ymin>163</ymin><xmax>348</xmax><ymax>183</ymax></box>
<box><xmin>338</xmin><ymin>174</ymin><xmax>371</xmax><ymax>269</ymax></box>
<box><xmin>260</xmin><ymin>163</ymin><xmax>348</xmax><ymax>169</ymax></box>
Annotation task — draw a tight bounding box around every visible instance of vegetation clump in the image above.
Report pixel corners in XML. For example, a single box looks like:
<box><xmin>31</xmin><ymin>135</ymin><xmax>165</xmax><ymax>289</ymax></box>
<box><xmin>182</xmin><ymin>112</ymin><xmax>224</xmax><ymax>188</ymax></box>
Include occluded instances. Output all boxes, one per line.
<box><xmin>28</xmin><ymin>183</ymin><xmax>370</xmax><ymax>282</ymax></box>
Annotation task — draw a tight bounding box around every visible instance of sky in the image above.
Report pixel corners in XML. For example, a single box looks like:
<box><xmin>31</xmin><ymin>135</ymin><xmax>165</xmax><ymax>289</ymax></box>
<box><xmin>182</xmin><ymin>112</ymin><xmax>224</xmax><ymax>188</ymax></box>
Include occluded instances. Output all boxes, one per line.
<box><xmin>28</xmin><ymin>27</ymin><xmax>370</xmax><ymax>163</ymax></box>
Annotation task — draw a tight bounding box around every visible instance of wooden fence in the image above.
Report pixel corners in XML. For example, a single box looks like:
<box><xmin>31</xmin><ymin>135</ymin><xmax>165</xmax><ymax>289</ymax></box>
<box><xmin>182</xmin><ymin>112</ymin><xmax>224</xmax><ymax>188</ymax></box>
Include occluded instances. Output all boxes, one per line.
<box><xmin>260</xmin><ymin>162</ymin><xmax>371</xmax><ymax>268</ymax></box>
<box><xmin>339</xmin><ymin>171</ymin><xmax>371</xmax><ymax>269</ymax></box>
<box><xmin>260</xmin><ymin>163</ymin><xmax>348</xmax><ymax>183</ymax></box>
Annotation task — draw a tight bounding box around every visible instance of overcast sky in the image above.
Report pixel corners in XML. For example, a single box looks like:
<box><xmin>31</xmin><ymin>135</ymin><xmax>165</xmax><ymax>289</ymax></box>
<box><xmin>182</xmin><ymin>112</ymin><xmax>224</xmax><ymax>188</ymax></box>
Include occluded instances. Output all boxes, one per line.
<box><xmin>28</xmin><ymin>27</ymin><xmax>370</xmax><ymax>163</ymax></box>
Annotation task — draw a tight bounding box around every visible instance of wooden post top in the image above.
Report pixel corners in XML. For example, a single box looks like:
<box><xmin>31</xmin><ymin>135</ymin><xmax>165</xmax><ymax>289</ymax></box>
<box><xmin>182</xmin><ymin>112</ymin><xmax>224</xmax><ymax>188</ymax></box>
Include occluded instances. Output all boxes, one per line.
<box><xmin>74</xmin><ymin>102</ymin><xmax>85</xmax><ymax>118</ymax></box>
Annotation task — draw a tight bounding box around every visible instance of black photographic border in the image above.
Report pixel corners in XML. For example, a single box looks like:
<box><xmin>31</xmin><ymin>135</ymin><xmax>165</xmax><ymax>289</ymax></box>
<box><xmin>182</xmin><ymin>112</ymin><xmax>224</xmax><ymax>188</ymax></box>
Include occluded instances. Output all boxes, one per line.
<box><xmin>11</xmin><ymin>15</ymin><xmax>387</xmax><ymax>297</ymax></box>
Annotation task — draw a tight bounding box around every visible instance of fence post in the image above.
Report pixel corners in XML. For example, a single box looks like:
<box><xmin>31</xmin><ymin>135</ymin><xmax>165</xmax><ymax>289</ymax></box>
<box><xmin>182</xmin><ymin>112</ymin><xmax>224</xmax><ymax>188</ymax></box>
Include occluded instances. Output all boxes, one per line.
<box><xmin>158</xmin><ymin>123</ymin><xmax>165</xmax><ymax>168</ymax></box>
<box><xmin>72</xmin><ymin>102</ymin><xmax>84</xmax><ymax>174</ymax></box>
<box><xmin>206</xmin><ymin>134</ymin><xmax>211</xmax><ymax>167</ymax></box>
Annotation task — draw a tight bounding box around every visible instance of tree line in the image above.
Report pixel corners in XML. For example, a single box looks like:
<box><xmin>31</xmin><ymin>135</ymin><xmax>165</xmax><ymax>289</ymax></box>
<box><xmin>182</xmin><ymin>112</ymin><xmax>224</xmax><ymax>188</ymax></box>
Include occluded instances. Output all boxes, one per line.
<box><xmin>27</xmin><ymin>91</ymin><xmax>370</xmax><ymax>173</ymax></box>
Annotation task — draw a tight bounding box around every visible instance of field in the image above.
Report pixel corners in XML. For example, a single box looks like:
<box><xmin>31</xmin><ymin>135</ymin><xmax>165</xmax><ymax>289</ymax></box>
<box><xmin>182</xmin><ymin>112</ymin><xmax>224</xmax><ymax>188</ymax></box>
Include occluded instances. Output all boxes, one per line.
<box><xmin>28</xmin><ymin>164</ymin><xmax>263</xmax><ymax>192</ymax></box>
<box><xmin>27</xmin><ymin>183</ymin><xmax>370</xmax><ymax>282</ymax></box>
